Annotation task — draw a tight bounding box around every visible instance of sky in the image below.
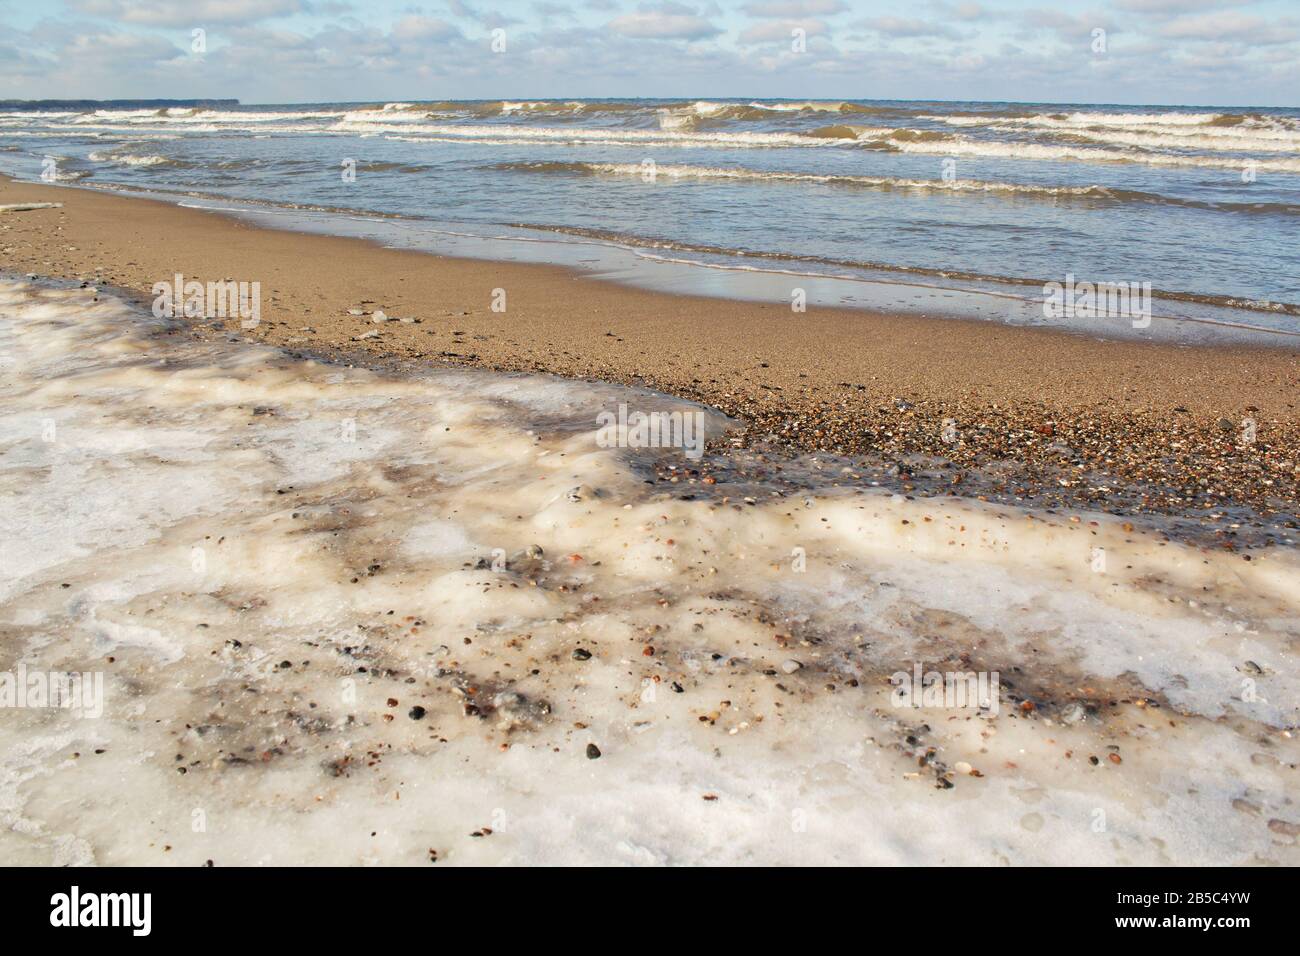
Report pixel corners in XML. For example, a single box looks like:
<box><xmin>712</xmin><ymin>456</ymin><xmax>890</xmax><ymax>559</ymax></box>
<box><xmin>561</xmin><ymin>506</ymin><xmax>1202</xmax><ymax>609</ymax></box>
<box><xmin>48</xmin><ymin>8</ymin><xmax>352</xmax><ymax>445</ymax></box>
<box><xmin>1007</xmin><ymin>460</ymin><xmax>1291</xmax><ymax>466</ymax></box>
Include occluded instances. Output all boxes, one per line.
<box><xmin>0</xmin><ymin>0</ymin><xmax>1297</xmax><ymax>107</ymax></box>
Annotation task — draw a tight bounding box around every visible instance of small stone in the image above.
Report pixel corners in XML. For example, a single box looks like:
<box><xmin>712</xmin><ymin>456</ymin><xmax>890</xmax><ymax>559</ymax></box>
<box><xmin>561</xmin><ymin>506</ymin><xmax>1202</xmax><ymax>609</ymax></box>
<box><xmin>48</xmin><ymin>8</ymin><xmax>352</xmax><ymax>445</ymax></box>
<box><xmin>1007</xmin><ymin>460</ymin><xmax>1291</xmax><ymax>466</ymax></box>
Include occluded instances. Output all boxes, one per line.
<box><xmin>954</xmin><ymin>761</ymin><xmax>973</xmax><ymax>775</ymax></box>
<box><xmin>1059</xmin><ymin>702</ymin><xmax>1086</xmax><ymax>725</ymax></box>
<box><xmin>586</xmin><ymin>743</ymin><xmax>601</xmax><ymax>759</ymax></box>
<box><xmin>525</xmin><ymin>544</ymin><xmax>544</xmax><ymax>559</ymax></box>
<box><xmin>780</xmin><ymin>659</ymin><xmax>802</xmax><ymax>674</ymax></box>
<box><xmin>408</xmin><ymin>706</ymin><xmax>426</xmax><ymax>720</ymax></box>
<box><xmin>572</xmin><ymin>648</ymin><xmax>592</xmax><ymax>661</ymax></box>
<box><xmin>1267</xmin><ymin>819</ymin><xmax>1300</xmax><ymax>837</ymax></box>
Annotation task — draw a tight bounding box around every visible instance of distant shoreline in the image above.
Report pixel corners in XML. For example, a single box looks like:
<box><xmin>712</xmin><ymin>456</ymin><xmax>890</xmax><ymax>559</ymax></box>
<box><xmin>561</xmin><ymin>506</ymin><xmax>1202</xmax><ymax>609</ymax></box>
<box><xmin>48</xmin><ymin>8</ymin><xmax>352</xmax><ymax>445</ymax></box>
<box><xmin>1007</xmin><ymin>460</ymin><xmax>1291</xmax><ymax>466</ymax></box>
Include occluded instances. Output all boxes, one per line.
<box><xmin>0</xmin><ymin>98</ymin><xmax>239</xmax><ymax>110</ymax></box>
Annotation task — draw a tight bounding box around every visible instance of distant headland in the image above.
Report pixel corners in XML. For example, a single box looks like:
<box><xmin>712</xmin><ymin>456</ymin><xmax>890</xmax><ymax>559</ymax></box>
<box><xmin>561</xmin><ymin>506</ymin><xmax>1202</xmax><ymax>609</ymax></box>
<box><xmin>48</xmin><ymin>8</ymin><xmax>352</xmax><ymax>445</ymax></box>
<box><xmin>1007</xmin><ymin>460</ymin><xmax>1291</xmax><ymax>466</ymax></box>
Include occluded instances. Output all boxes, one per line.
<box><xmin>0</xmin><ymin>99</ymin><xmax>239</xmax><ymax>110</ymax></box>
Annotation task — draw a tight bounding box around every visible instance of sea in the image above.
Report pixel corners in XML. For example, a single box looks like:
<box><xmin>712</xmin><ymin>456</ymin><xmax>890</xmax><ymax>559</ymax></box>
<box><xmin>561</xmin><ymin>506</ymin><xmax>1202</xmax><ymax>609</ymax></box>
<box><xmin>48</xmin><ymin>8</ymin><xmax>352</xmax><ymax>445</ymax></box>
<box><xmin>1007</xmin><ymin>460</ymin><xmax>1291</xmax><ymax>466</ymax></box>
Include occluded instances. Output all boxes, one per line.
<box><xmin>1</xmin><ymin>97</ymin><xmax>1298</xmax><ymax>343</ymax></box>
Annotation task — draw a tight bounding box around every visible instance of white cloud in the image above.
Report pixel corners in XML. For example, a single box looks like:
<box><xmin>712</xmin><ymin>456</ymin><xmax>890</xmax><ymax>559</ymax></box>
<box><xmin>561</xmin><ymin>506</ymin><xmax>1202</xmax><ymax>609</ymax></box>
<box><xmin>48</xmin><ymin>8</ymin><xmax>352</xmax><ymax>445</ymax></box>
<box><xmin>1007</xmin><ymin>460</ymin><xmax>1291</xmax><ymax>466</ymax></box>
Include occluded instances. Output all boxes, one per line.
<box><xmin>950</xmin><ymin>2</ymin><xmax>989</xmax><ymax>20</ymax></box>
<box><xmin>1021</xmin><ymin>8</ymin><xmax>1115</xmax><ymax>43</ymax></box>
<box><xmin>444</xmin><ymin>1</ymin><xmax>524</xmax><ymax>26</ymax></box>
<box><xmin>1160</xmin><ymin>11</ymin><xmax>1299</xmax><ymax>44</ymax></box>
<box><xmin>742</xmin><ymin>0</ymin><xmax>845</xmax><ymax>16</ymax></box>
<box><xmin>391</xmin><ymin>15</ymin><xmax>459</xmax><ymax>42</ymax></box>
<box><xmin>3</xmin><ymin>0</ymin><xmax>1297</xmax><ymax>107</ymax></box>
<box><xmin>607</xmin><ymin>4</ymin><xmax>720</xmax><ymax>39</ymax></box>
<box><xmin>68</xmin><ymin>0</ymin><xmax>308</xmax><ymax>27</ymax></box>
<box><xmin>739</xmin><ymin>18</ymin><xmax>828</xmax><ymax>44</ymax></box>
<box><xmin>64</xmin><ymin>29</ymin><xmax>185</xmax><ymax>62</ymax></box>
<box><xmin>1116</xmin><ymin>0</ymin><xmax>1249</xmax><ymax>13</ymax></box>
<box><xmin>857</xmin><ymin>16</ymin><xmax>961</xmax><ymax>39</ymax></box>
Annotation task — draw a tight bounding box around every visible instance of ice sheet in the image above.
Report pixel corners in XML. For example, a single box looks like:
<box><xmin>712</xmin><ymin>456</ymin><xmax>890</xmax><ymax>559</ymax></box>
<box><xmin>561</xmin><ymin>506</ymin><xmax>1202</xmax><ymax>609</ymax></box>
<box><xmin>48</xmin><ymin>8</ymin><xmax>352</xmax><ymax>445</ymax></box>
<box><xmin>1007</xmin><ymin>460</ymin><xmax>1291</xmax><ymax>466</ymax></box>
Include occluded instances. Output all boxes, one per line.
<box><xmin>1</xmin><ymin>279</ymin><xmax>1297</xmax><ymax>866</ymax></box>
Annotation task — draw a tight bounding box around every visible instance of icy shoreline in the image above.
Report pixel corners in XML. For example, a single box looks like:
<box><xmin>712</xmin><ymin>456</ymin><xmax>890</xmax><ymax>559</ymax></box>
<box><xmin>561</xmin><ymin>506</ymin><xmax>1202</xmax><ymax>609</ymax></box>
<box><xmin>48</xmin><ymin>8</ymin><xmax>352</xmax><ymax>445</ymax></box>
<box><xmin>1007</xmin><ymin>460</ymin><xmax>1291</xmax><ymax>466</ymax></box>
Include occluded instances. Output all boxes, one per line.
<box><xmin>1</xmin><ymin>279</ymin><xmax>1297</xmax><ymax>866</ymax></box>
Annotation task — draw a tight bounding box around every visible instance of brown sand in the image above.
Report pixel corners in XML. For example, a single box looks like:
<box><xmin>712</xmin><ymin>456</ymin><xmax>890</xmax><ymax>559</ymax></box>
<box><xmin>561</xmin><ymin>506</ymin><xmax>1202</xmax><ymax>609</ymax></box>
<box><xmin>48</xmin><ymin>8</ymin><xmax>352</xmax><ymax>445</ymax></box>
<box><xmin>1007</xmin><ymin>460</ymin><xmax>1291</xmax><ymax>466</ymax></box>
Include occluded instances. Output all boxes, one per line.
<box><xmin>1</xmin><ymin>176</ymin><xmax>1296</xmax><ymax>516</ymax></box>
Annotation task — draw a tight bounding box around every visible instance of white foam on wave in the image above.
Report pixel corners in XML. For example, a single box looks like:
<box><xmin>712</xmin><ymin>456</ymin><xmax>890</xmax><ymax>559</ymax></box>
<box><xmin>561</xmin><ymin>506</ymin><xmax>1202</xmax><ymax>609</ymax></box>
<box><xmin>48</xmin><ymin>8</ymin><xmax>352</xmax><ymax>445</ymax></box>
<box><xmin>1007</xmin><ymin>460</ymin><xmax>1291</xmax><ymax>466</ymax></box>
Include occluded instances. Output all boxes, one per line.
<box><xmin>341</xmin><ymin>120</ymin><xmax>843</xmax><ymax>149</ymax></box>
<box><xmin>71</xmin><ymin>108</ymin><xmax>340</xmax><ymax>125</ymax></box>
<box><xmin>88</xmin><ymin>150</ymin><xmax>170</xmax><ymax>167</ymax></box>
<box><xmin>1052</xmin><ymin>127</ymin><xmax>1300</xmax><ymax>154</ymax></box>
<box><xmin>0</xmin><ymin>279</ymin><xmax>1296</xmax><ymax>866</ymax></box>
<box><xmin>935</xmin><ymin>111</ymin><xmax>1231</xmax><ymax>128</ymax></box>
<box><xmin>932</xmin><ymin>111</ymin><xmax>1300</xmax><ymax>145</ymax></box>
<box><xmin>885</xmin><ymin>133</ymin><xmax>1300</xmax><ymax>172</ymax></box>
<box><xmin>553</xmin><ymin>160</ymin><xmax>1117</xmax><ymax>198</ymax></box>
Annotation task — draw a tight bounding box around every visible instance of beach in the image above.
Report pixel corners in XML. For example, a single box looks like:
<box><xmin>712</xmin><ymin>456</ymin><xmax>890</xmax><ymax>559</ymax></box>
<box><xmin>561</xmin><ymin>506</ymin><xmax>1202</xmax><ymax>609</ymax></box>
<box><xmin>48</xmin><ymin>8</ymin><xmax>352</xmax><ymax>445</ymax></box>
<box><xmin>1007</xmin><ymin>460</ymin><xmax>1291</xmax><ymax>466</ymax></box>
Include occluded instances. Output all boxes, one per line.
<box><xmin>1</xmin><ymin>176</ymin><xmax>1297</xmax><ymax>530</ymax></box>
<box><xmin>1</xmin><ymin>272</ymin><xmax>1298</xmax><ymax>867</ymax></box>
<box><xmin>1</xmin><ymin>172</ymin><xmax>1299</xmax><ymax>866</ymax></box>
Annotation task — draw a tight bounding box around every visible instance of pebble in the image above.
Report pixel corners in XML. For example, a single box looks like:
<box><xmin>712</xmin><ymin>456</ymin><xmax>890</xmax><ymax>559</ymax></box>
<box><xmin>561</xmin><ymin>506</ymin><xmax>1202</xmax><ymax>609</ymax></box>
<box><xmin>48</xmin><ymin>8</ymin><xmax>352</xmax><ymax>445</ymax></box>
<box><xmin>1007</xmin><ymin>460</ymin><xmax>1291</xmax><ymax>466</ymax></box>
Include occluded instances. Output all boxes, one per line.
<box><xmin>586</xmin><ymin>743</ymin><xmax>601</xmax><ymax>759</ymax></box>
<box><xmin>780</xmin><ymin>659</ymin><xmax>802</xmax><ymax>674</ymax></box>
<box><xmin>1059</xmin><ymin>702</ymin><xmax>1087</xmax><ymax>725</ymax></box>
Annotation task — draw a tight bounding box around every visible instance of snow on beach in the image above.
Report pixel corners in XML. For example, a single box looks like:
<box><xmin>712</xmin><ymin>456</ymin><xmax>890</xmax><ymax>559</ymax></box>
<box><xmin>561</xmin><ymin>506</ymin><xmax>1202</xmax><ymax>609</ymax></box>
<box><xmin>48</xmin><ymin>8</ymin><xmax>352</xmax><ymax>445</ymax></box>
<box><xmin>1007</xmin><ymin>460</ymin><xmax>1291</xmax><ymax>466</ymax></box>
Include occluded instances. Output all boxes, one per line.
<box><xmin>0</xmin><ymin>279</ymin><xmax>1297</xmax><ymax>866</ymax></box>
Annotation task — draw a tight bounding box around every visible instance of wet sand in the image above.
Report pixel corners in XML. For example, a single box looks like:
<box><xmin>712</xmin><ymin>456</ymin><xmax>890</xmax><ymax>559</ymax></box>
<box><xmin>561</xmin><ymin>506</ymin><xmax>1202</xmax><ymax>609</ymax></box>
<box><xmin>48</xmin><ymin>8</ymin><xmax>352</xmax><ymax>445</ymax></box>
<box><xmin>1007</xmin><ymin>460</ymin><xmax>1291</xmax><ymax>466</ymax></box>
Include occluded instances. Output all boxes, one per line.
<box><xmin>1</xmin><ymin>175</ymin><xmax>1297</xmax><ymax>519</ymax></box>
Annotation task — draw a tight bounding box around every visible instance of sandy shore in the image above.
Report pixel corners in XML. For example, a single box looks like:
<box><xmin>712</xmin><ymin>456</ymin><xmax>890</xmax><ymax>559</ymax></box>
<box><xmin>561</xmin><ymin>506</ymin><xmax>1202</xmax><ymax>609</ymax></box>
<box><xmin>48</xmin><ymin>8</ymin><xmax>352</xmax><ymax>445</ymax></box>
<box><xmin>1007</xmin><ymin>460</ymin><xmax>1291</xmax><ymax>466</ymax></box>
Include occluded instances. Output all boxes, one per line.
<box><xmin>3</xmin><ymin>276</ymin><xmax>1297</xmax><ymax>866</ymax></box>
<box><xmin>1</xmin><ymin>175</ymin><xmax>1296</xmax><ymax>521</ymax></box>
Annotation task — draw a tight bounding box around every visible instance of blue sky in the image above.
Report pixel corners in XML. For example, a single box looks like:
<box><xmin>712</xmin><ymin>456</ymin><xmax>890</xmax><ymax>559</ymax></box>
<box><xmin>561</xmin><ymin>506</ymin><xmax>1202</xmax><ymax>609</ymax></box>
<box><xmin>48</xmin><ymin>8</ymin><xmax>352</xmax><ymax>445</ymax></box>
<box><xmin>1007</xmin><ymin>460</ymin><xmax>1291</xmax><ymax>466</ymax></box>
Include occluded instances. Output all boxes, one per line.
<box><xmin>1</xmin><ymin>0</ymin><xmax>1297</xmax><ymax>106</ymax></box>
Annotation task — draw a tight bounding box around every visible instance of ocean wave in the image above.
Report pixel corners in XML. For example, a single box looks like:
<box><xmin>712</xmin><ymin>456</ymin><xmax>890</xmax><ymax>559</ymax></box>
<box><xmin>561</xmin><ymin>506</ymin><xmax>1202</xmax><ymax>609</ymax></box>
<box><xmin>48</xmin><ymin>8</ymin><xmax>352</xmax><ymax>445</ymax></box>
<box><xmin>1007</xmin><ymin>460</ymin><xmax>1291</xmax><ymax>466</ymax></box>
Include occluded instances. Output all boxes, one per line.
<box><xmin>70</xmin><ymin>108</ymin><xmax>336</xmax><ymax>125</ymax></box>
<box><xmin>804</xmin><ymin>124</ymin><xmax>870</xmax><ymax>140</ymax></box>
<box><xmin>497</xmin><ymin>159</ymin><xmax>1112</xmax><ymax>195</ymax></box>
<box><xmin>338</xmin><ymin>108</ymin><xmax>442</xmax><ymax>124</ymax></box>
<box><xmin>933</xmin><ymin>111</ymin><xmax>1236</xmax><ymax>128</ymax></box>
<box><xmin>881</xmin><ymin>134</ymin><xmax>1300</xmax><ymax>173</ymax></box>
<box><xmin>506</xmin><ymin>220</ymin><xmax>1300</xmax><ymax>315</ymax></box>
<box><xmin>931</xmin><ymin>111</ymin><xmax>1300</xmax><ymax>143</ymax></box>
<box><xmin>345</xmin><ymin>121</ymin><xmax>845</xmax><ymax>149</ymax></box>
<box><xmin>1031</xmin><ymin>126</ymin><xmax>1300</xmax><ymax>154</ymax></box>
<box><xmin>492</xmin><ymin>160</ymin><xmax>1300</xmax><ymax>214</ymax></box>
<box><xmin>749</xmin><ymin>100</ymin><xmax>905</xmax><ymax>115</ymax></box>
<box><xmin>88</xmin><ymin>150</ymin><xmax>173</xmax><ymax>167</ymax></box>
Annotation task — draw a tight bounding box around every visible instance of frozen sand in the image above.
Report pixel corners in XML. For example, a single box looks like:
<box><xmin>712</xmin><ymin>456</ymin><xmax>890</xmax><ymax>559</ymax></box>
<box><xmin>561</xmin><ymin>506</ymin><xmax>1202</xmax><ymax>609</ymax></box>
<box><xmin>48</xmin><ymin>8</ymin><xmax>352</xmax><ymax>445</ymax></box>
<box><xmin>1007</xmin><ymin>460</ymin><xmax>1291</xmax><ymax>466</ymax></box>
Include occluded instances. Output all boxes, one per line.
<box><xmin>1</xmin><ymin>279</ymin><xmax>1298</xmax><ymax>866</ymax></box>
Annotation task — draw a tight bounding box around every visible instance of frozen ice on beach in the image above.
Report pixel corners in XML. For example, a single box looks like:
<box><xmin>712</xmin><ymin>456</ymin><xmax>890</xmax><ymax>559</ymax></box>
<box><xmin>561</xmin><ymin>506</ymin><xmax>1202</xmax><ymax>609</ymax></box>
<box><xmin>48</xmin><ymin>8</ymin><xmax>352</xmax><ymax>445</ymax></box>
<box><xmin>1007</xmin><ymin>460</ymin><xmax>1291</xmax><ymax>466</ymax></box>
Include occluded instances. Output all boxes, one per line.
<box><xmin>0</xmin><ymin>279</ymin><xmax>1297</xmax><ymax>866</ymax></box>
